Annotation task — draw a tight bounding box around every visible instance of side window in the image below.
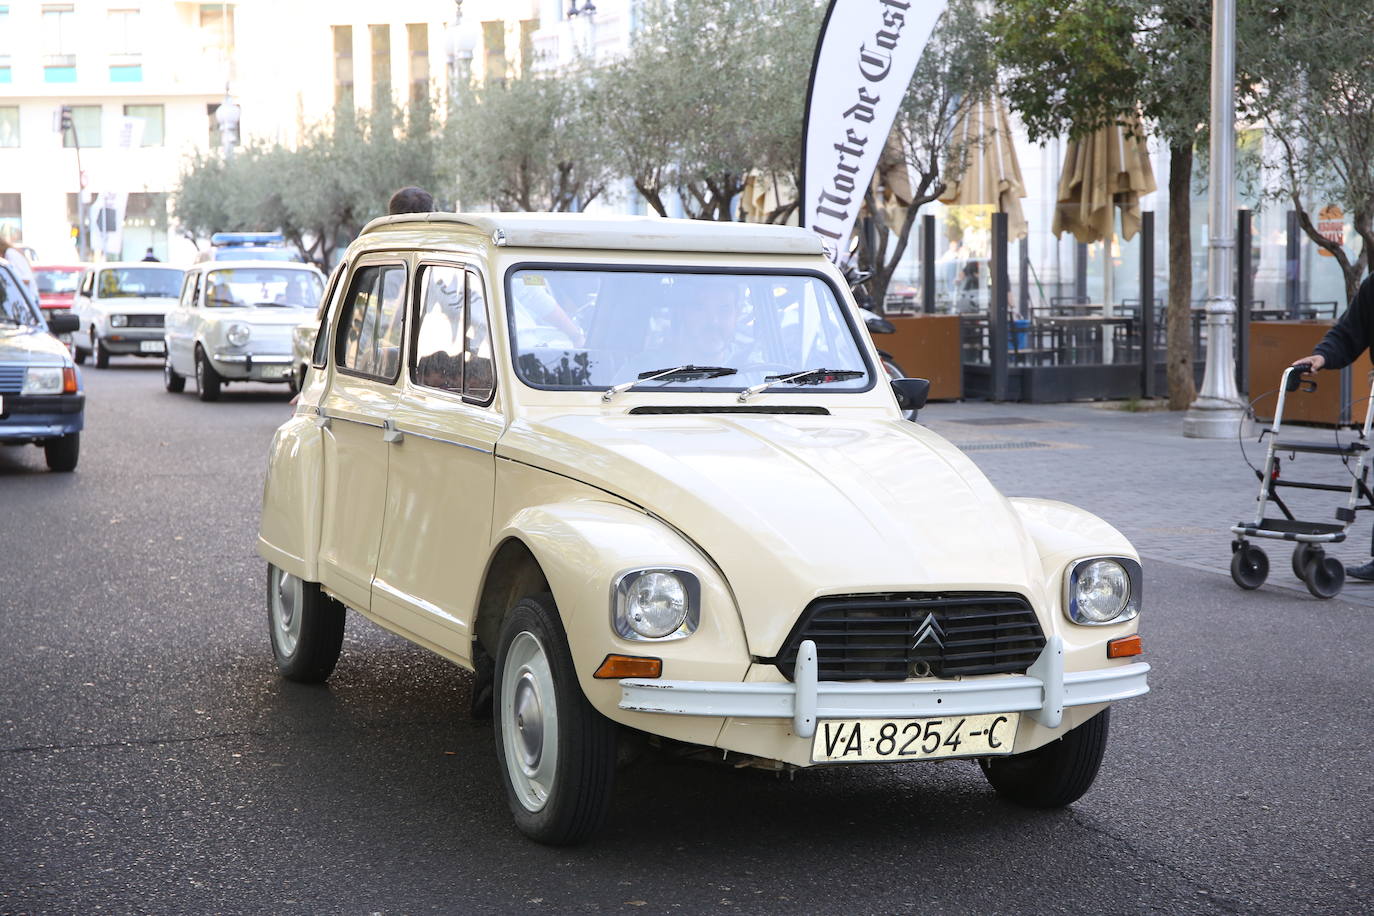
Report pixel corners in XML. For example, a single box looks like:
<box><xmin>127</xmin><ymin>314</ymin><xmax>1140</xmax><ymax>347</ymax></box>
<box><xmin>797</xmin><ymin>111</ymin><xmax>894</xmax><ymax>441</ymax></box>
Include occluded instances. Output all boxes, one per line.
<box><xmin>80</xmin><ymin>271</ymin><xmax>93</xmax><ymax>297</ymax></box>
<box><xmin>178</xmin><ymin>273</ymin><xmax>195</xmax><ymax>307</ymax></box>
<box><xmin>312</xmin><ymin>262</ymin><xmax>347</xmax><ymax>369</ymax></box>
<box><xmin>465</xmin><ymin>269</ymin><xmax>494</xmax><ymax>402</ymax></box>
<box><xmin>411</xmin><ymin>264</ymin><xmax>466</xmax><ymax>393</ymax></box>
<box><xmin>335</xmin><ymin>263</ymin><xmax>407</xmax><ymax>381</ymax></box>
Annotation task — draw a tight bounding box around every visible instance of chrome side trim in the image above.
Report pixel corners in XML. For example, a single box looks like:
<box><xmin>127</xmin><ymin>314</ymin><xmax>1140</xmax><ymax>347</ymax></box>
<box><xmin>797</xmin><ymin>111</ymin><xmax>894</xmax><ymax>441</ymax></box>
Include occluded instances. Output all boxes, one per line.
<box><xmin>395</xmin><ymin>427</ymin><xmax>494</xmax><ymax>454</ymax></box>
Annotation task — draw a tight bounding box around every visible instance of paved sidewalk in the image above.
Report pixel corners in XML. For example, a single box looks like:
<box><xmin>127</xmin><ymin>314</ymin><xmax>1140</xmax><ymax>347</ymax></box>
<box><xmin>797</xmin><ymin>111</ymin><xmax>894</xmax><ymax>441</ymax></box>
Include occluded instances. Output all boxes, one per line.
<box><xmin>919</xmin><ymin>398</ymin><xmax>1374</xmax><ymax>607</ymax></box>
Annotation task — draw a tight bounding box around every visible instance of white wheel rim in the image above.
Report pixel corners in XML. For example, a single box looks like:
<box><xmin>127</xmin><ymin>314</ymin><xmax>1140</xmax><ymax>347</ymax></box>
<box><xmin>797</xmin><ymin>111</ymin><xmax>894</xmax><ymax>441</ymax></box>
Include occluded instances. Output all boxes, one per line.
<box><xmin>270</xmin><ymin>567</ymin><xmax>303</xmax><ymax>657</ymax></box>
<box><xmin>500</xmin><ymin>630</ymin><xmax>558</xmax><ymax>813</ymax></box>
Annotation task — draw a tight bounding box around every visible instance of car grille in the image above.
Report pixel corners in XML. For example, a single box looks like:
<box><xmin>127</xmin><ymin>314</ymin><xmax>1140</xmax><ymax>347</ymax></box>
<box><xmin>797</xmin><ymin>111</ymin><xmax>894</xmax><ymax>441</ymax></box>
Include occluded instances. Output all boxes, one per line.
<box><xmin>771</xmin><ymin>593</ymin><xmax>1047</xmax><ymax>682</ymax></box>
<box><xmin>121</xmin><ymin>314</ymin><xmax>165</xmax><ymax>328</ymax></box>
<box><xmin>0</xmin><ymin>365</ymin><xmax>24</xmax><ymax>393</ymax></box>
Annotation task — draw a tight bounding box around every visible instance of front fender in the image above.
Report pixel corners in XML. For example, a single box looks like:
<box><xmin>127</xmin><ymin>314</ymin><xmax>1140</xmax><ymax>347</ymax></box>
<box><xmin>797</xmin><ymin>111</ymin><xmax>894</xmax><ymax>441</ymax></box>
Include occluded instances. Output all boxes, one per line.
<box><xmin>257</xmin><ymin>412</ymin><xmax>324</xmax><ymax>581</ymax></box>
<box><xmin>496</xmin><ymin>500</ymin><xmax>751</xmax><ymax>739</ymax></box>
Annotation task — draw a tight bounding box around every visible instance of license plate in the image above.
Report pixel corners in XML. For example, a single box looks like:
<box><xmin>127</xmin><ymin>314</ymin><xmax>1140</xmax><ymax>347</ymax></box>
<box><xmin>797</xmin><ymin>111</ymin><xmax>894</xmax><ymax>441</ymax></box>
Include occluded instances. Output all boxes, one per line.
<box><xmin>140</xmin><ymin>340</ymin><xmax>165</xmax><ymax>353</ymax></box>
<box><xmin>261</xmin><ymin>364</ymin><xmax>290</xmax><ymax>379</ymax></box>
<box><xmin>811</xmin><ymin>712</ymin><xmax>1019</xmax><ymax>763</ymax></box>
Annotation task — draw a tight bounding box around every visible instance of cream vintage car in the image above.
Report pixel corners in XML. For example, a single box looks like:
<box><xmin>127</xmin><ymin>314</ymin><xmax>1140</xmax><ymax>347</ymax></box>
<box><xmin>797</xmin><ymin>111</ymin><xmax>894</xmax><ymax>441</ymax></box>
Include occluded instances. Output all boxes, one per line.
<box><xmin>257</xmin><ymin>213</ymin><xmax>1150</xmax><ymax>845</ymax></box>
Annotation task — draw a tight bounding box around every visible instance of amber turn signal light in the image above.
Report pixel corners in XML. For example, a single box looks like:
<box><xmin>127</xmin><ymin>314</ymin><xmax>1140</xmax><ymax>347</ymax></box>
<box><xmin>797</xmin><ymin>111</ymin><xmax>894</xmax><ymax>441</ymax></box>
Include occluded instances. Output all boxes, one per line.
<box><xmin>1107</xmin><ymin>634</ymin><xmax>1143</xmax><ymax>658</ymax></box>
<box><xmin>593</xmin><ymin>654</ymin><xmax>662</xmax><ymax>679</ymax></box>
<box><xmin>62</xmin><ymin>367</ymin><xmax>78</xmax><ymax>393</ymax></box>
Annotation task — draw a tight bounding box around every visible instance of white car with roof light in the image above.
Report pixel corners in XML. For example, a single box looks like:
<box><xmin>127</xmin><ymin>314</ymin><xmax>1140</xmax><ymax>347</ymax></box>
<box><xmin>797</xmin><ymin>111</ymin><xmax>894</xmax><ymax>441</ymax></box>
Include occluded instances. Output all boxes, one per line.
<box><xmin>72</xmin><ymin>263</ymin><xmax>186</xmax><ymax>368</ymax></box>
<box><xmin>257</xmin><ymin>212</ymin><xmax>1150</xmax><ymax>845</ymax></box>
<box><xmin>164</xmin><ymin>260</ymin><xmax>325</xmax><ymax>401</ymax></box>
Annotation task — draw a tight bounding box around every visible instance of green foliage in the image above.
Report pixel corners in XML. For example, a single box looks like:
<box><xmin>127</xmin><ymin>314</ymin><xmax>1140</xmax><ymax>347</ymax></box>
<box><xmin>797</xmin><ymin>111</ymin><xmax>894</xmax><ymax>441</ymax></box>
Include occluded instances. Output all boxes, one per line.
<box><xmin>447</xmin><ymin>65</ymin><xmax>613</xmax><ymax>212</ymax></box>
<box><xmin>597</xmin><ymin>0</ymin><xmax>824</xmax><ymax>220</ymax></box>
<box><xmin>173</xmin><ymin>95</ymin><xmax>448</xmax><ymax>269</ymax></box>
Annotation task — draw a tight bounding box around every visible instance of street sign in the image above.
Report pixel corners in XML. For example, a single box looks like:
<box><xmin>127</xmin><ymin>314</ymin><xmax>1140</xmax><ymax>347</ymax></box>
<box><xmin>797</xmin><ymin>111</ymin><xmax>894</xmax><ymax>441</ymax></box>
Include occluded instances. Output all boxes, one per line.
<box><xmin>1317</xmin><ymin>204</ymin><xmax>1344</xmax><ymax>257</ymax></box>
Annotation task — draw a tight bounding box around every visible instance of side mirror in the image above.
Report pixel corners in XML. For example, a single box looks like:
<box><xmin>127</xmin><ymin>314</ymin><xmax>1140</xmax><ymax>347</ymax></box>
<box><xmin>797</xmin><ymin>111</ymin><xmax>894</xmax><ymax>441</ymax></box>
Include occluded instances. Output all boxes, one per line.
<box><xmin>46</xmin><ymin>313</ymin><xmax>79</xmax><ymax>335</ymax></box>
<box><xmin>891</xmin><ymin>377</ymin><xmax>930</xmax><ymax>414</ymax></box>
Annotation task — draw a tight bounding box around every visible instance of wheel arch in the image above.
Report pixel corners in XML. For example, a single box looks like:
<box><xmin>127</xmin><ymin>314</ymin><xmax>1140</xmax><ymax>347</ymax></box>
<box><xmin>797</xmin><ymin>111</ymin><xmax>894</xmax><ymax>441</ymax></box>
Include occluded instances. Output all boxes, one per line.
<box><xmin>257</xmin><ymin>414</ymin><xmax>326</xmax><ymax>582</ymax></box>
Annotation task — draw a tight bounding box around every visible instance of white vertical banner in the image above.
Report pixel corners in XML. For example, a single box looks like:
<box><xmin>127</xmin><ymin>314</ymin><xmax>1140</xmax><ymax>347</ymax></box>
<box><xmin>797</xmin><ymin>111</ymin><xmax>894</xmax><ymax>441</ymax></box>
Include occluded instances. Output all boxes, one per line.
<box><xmin>90</xmin><ymin>116</ymin><xmax>145</xmax><ymax>258</ymax></box>
<box><xmin>800</xmin><ymin>0</ymin><xmax>946</xmax><ymax>255</ymax></box>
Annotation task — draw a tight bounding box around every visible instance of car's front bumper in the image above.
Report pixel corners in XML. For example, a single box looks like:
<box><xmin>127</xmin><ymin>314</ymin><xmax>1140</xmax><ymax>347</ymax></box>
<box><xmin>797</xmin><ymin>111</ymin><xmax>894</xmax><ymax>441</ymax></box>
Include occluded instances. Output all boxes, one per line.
<box><xmin>209</xmin><ymin>352</ymin><xmax>294</xmax><ymax>382</ymax></box>
<box><xmin>0</xmin><ymin>394</ymin><xmax>85</xmax><ymax>441</ymax></box>
<box><xmin>619</xmin><ymin>636</ymin><xmax>1149</xmax><ymax>739</ymax></box>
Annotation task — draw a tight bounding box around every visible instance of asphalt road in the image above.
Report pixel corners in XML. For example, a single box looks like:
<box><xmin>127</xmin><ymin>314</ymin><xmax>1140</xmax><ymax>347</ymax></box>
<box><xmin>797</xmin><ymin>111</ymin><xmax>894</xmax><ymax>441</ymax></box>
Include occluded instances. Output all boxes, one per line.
<box><xmin>2</xmin><ymin>363</ymin><xmax>1370</xmax><ymax>915</ymax></box>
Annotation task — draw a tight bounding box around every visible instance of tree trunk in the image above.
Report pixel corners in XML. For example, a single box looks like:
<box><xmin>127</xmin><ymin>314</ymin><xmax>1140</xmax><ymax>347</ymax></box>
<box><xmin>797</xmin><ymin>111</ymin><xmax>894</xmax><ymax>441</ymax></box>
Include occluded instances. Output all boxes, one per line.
<box><xmin>1166</xmin><ymin>143</ymin><xmax>1196</xmax><ymax>410</ymax></box>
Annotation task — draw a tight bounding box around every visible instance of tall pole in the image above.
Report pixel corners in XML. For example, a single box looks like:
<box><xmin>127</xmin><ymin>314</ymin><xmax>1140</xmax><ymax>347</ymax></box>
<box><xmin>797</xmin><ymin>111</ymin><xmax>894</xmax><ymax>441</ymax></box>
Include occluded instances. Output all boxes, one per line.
<box><xmin>1183</xmin><ymin>0</ymin><xmax>1246</xmax><ymax>437</ymax></box>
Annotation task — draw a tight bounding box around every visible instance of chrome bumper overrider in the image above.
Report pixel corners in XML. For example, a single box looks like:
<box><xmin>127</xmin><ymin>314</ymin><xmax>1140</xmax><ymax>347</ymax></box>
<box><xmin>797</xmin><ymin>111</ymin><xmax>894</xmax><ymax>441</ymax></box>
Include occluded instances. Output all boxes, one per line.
<box><xmin>619</xmin><ymin>636</ymin><xmax>1150</xmax><ymax>739</ymax></box>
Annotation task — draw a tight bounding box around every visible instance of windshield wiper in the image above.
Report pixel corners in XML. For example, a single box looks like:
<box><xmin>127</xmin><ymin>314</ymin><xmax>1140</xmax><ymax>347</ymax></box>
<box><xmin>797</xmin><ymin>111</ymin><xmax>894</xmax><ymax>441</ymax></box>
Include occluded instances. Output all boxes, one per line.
<box><xmin>737</xmin><ymin>367</ymin><xmax>864</xmax><ymax>403</ymax></box>
<box><xmin>602</xmin><ymin>365</ymin><xmax>737</xmax><ymax>402</ymax></box>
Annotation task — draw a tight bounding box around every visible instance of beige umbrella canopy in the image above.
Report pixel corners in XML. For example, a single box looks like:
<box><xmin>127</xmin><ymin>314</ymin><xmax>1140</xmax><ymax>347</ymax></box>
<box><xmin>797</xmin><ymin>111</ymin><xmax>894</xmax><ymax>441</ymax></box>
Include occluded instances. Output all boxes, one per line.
<box><xmin>740</xmin><ymin>171</ymin><xmax>799</xmax><ymax>225</ymax></box>
<box><xmin>939</xmin><ymin>93</ymin><xmax>1028</xmax><ymax>239</ymax></box>
<box><xmin>1052</xmin><ymin>116</ymin><xmax>1157</xmax><ymax>244</ymax></box>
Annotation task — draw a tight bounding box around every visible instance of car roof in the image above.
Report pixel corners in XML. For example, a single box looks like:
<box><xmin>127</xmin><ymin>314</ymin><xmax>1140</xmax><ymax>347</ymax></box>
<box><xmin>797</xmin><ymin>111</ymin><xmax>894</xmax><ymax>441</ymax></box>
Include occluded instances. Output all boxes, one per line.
<box><xmin>358</xmin><ymin>212</ymin><xmax>827</xmax><ymax>256</ymax></box>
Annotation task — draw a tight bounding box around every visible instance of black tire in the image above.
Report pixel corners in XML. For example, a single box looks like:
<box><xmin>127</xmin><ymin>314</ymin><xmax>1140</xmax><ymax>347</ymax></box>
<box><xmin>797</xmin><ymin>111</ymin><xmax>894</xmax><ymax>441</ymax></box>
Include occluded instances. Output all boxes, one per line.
<box><xmin>979</xmin><ymin>709</ymin><xmax>1110</xmax><ymax>808</ymax></box>
<box><xmin>266</xmin><ymin>564</ymin><xmax>345</xmax><ymax>683</ymax></box>
<box><xmin>195</xmin><ymin>347</ymin><xmax>221</xmax><ymax>402</ymax></box>
<box><xmin>73</xmin><ymin>345</ymin><xmax>87</xmax><ymax>366</ymax></box>
<box><xmin>1230</xmin><ymin>543</ymin><xmax>1269</xmax><ymax>590</ymax></box>
<box><xmin>1292</xmin><ymin>543</ymin><xmax>1320</xmax><ymax>580</ymax></box>
<box><xmin>163</xmin><ymin>354</ymin><xmax>186</xmax><ymax>393</ymax></box>
<box><xmin>493</xmin><ymin>593</ymin><xmax>617</xmax><ymax>845</ymax></box>
<box><xmin>92</xmin><ymin>329</ymin><xmax>109</xmax><ymax>368</ymax></box>
<box><xmin>43</xmin><ymin>433</ymin><xmax>79</xmax><ymax>472</ymax></box>
<box><xmin>1303</xmin><ymin>553</ymin><xmax>1345</xmax><ymax>599</ymax></box>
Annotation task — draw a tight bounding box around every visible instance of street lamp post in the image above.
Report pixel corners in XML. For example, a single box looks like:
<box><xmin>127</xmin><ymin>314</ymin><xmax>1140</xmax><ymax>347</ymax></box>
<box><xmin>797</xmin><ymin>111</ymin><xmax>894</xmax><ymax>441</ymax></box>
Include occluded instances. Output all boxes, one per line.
<box><xmin>1183</xmin><ymin>0</ymin><xmax>1247</xmax><ymax>438</ymax></box>
<box><xmin>445</xmin><ymin>0</ymin><xmax>477</xmax><ymax>103</ymax></box>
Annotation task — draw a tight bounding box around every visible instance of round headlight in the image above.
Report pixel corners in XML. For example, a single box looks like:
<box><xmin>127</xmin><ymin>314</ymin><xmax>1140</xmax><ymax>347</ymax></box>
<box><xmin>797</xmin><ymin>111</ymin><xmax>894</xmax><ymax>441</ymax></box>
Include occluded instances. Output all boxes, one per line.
<box><xmin>1074</xmin><ymin>559</ymin><xmax>1130</xmax><ymax>623</ymax></box>
<box><xmin>226</xmin><ymin>323</ymin><xmax>251</xmax><ymax>347</ymax></box>
<box><xmin>624</xmin><ymin>571</ymin><xmax>688</xmax><ymax>638</ymax></box>
<box><xmin>109</xmin><ymin>314</ymin><xmax>127</xmax><ymax>327</ymax></box>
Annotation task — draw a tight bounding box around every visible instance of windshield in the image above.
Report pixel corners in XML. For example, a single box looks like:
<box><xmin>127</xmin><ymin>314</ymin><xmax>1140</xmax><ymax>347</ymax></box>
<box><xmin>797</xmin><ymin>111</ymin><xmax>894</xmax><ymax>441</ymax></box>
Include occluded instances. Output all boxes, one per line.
<box><xmin>204</xmin><ymin>267</ymin><xmax>323</xmax><ymax>308</ymax></box>
<box><xmin>36</xmin><ymin>269</ymin><xmax>82</xmax><ymax>295</ymax></box>
<box><xmin>97</xmin><ymin>267</ymin><xmax>184</xmax><ymax>299</ymax></box>
<box><xmin>0</xmin><ymin>267</ymin><xmax>41</xmax><ymax>326</ymax></box>
<box><xmin>507</xmin><ymin>268</ymin><xmax>871</xmax><ymax>392</ymax></box>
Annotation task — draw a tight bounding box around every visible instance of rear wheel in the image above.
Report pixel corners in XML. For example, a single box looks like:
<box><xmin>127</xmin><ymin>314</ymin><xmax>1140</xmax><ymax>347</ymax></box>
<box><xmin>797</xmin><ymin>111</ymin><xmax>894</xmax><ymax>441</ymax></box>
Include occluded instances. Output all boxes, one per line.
<box><xmin>1230</xmin><ymin>542</ymin><xmax>1269</xmax><ymax>590</ymax></box>
<box><xmin>979</xmin><ymin>709</ymin><xmax>1110</xmax><ymax>808</ymax></box>
<box><xmin>266</xmin><ymin>564</ymin><xmax>345</xmax><ymax>683</ymax></box>
<box><xmin>92</xmin><ymin>329</ymin><xmax>109</xmax><ymax>368</ymax></box>
<box><xmin>195</xmin><ymin>347</ymin><xmax>221</xmax><ymax>401</ymax></box>
<box><xmin>73</xmin><ymin>344</ymin><xmax>87</xmax><ymax>365</ymax></box>
<box><xmin>43</xmin><ymin>433</ymin><xmax>79</xmax><ymax>472</ymax></box>
<box><xmin>163</xmin><ymin>353</ymin><xmax>185</xmax><ymax>393</ymax></box>
<box><xmin>1302</xmin><ymin>551</ymin><xmax>1345</xmax><ymax>599</ymax></box>
<box><xmin>494</xmin><ymin>593</ymin><xmax>617</xmax><ymax>845</ymax></box>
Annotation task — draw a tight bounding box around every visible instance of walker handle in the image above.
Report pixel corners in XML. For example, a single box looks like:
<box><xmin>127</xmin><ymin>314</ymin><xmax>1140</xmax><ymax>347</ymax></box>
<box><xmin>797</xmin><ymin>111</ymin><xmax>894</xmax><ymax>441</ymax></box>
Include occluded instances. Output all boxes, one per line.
<box><xmin>1285</xmin><ymin>368</ymin><xmax>1316</xmax><ymax>393</ymax></box>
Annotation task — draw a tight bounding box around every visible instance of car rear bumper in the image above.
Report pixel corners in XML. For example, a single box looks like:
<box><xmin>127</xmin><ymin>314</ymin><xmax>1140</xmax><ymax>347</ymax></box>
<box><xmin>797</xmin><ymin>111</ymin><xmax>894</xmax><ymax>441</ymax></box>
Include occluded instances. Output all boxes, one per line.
<box><xmin>618</xmin><ymin>636</ymin><xmax>1150</xmax><ymax>738</ymax></box>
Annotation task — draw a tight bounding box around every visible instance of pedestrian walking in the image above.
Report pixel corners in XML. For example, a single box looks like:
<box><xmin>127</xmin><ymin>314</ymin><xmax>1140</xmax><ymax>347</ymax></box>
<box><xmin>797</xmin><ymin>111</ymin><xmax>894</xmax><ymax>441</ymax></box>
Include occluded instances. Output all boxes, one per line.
<box><xmin>141</xmin><ymin>247</ymin><xmax>159</xmax><ymax>262</ymax></box>
<box><xmin>1291</xmin><ymin>271</ymin><xmax>1374</xmax><ymax>578</ymax></box>
<box><xmin>388</xmin><ymin>186</ymin><xmax>435</xmax><ymax>215</ymax></box>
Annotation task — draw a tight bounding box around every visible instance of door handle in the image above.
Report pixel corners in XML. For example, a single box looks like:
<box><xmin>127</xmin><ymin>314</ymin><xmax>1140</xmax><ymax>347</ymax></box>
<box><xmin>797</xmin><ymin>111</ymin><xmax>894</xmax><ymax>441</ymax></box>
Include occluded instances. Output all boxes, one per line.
<box><xmin>382</xmin><ymin>418</ymin><xmax>404</xmax><ymax>444</ymax></box>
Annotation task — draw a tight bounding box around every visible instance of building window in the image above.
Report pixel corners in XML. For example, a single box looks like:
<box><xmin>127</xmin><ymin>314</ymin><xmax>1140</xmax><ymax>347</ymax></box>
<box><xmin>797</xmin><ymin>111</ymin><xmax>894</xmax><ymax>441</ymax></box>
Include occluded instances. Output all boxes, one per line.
<box><xmin>123</xmin><ymin>104</ymin><xmax>163</xmax><ymax>146</ymax></box>
<box><xmin>406</xmin><ymin>23</ymin><xmax>428</xmax><ymax>106</ymax></box>
<box><xmin>0</xmin><ymin>106</ymin><xmax>18</xmax><ymax>147</ymax></box>
<box><xmin>43</xmin><ymin>4</ymin><xmax>76</xmax><ymax>78</ymax></box>
<box><xmin>369</xmin><ymin>24</ymin><xmax>391</xmax><ymax>105</ymax></box>
<box><xmin>0</xmin><ymin>193</ymin><xmax>21</xmax><ymax>245</ymax></box>
<box><xmin>108</xmin><ymin>9</ymin><xmax>141</xmax><ymax>57</ymax></box>
<box><xmin>333</xmin><ymin>25</ymin><xmax>353</xmax><ymax>109</ymax></box>
<box><xmin>481</xmin><ymin>21</ymin><xmax>506</xmax><ymax>83</ymax></box>
<box><xmin>63</xmin><ymin>105</ymin><xmax>101</xmax><ymax>148</ymax></box>
<box><xmin>0</xmin><ymin>6</ymin><xmax>11</xmax><ymax>84</ymax></box>
<box><xmin>110</xmin><ymin>65</ymin><xmax>143</xmax><ymax>82</ymax></box>
<box><xmin>199</xmin><ymin>3</ymin><xmax>234</xmax><ymax>64</ymax></box>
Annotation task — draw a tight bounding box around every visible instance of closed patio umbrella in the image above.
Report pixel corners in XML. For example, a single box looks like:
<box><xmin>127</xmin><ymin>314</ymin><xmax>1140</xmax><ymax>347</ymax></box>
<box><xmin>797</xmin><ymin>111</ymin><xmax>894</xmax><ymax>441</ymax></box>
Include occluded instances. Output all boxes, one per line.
<box><xmin>1052</xmin><ymin>115</ymin><xmax>1157</xmax><ymax>244</ymax></box>
<box><xmin>939</xmin><ymin>93</ymin><xmax>1027</xmax><ymax>240</ymax></box>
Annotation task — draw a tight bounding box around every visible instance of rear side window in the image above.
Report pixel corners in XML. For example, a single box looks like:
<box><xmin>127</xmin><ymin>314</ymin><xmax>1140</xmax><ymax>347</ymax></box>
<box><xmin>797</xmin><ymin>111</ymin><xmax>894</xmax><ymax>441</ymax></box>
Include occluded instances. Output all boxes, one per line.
<box><xmin>336</xmin><ymin>264</ymin><xmax>407</xmax><ymax>381</ymax></box>
<box><xmin>411</xmin><ymin>265</ymin><xmax>495</xmax><ymax>403</ymax></box>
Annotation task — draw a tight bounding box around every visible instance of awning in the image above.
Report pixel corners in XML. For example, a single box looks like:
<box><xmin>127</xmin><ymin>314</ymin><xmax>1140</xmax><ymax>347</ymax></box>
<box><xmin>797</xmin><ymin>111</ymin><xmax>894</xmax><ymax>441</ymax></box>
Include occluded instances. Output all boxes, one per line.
<box><xmin>939</xmin><ymin>94</ymin><xmax>1027</xmax><ymax>239</ymax></box>
<box><xmin>1052</xmin><ymin>116</ymin><xmax>1157</xmax><ymax>244</ymax></box>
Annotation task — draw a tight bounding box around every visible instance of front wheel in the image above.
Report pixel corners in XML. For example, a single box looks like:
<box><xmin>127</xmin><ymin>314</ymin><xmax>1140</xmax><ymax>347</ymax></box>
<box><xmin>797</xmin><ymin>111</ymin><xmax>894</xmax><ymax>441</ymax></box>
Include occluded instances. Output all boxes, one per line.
<box><xmin>266</xmin><ymin>564</ymin><xmax>345</xmax><ymax>683</ymax></box>
<box><xmin>92</xmin><ymin>330</ymin><xmax>109</xmax><ymax>368</ymax></box>
<box><xmin>163</xmin><ymin>354</ymin><xmax>186</xmax><ymax>393</ymax></box>
<box><xmin>979</xmin><ymin>709</ymin><xmax>1110</xmax><ymax>808</ymax></box>
<box><xmin>1230</xmin><ymin>542</ymin><xmax>1269</xmax><ymax>590</ymax></box>
<box><xmin>195</xmin><ymin>347</ymin><xmax>222</xmax><ymax>402</ymax></box>
<box><xmin>494</xmin><ymin>594</ymin><xmax>617</xmax><ymax>845</ymax></box>
<box><xmin>44</xmin><ymin>432</ymin><xmax>80</xmax><ymax>472</ymax></box>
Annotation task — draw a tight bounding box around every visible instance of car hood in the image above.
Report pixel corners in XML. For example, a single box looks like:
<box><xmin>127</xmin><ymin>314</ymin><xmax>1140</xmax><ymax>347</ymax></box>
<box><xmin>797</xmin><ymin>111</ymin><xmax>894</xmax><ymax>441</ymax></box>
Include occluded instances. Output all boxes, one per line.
<box><xmin>93</xmin><ymin>297</ymin><xmax>177</xmax><ymax>314</ymax></box>
<box><xmin>498</xmin><ymin>413</ymin><xmax>1047</xmax><ymax>655</ymax></box>
<box><xmin>0</xmin><ymin>324</ymin><xmax>69</xmax><ymax>363</ymax></box>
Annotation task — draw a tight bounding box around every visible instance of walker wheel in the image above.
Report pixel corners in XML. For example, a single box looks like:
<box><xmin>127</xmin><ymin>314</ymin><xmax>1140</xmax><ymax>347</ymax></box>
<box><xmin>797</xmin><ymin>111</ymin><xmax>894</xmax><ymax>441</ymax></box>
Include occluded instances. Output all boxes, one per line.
<box><xmin>1230</xmin><ymin>543</ymin><xmax>1269</xmax><ymax>590</ymax></box>
<box><xmin>1302</xmin><ymin>553</ymin><xmax>1345</xmax><ymax>599</ymax></box>
<box><xmin>1292</xmin><ymin>543</ymin><xmax>1321</xmax><ymax>580</ymax></box>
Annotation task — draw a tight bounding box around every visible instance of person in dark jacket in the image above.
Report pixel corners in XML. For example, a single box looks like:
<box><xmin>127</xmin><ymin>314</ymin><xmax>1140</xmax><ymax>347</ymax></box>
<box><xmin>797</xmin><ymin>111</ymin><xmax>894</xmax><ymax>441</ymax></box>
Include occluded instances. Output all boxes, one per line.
<box><xmin>1292</xmin><ymin>271</ymin><xmax>1374</xmax><ymax>577</ymax></box>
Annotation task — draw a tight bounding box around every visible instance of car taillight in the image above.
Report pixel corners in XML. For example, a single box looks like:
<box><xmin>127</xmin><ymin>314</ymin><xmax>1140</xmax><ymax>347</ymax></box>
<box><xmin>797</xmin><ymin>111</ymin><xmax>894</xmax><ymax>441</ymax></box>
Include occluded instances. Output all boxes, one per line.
<box><xmin>62</xmin><ymin>368</ymin><xmax>78</xmax><ymax>393</ymax></box>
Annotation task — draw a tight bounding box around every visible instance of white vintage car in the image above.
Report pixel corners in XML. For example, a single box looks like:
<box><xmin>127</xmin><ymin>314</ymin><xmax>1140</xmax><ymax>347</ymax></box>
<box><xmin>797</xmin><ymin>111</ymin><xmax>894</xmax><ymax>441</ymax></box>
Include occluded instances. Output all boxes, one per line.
<box><xmin>163</xmin><ymin>260</ymin><xmax>325</xmax><ymax>401</ymax></box>
<box><xmin>257</xmin><ymin>214</ymin><xmax>1149</xmax><ymax>844</ymax></box>
<box><xmin>72</xmin><ymin>263</ymin><xmax>186</xmax><ymax>368</ymax></box>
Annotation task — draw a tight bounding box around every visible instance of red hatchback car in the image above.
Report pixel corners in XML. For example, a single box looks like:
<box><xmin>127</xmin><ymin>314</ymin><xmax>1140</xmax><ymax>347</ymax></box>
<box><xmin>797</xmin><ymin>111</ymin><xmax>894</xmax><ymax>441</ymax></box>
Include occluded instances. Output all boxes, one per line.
<box><xmin>33</xmin><ymin>265</ymin><xmax>84</xmax><ymax>349</ymax></box>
